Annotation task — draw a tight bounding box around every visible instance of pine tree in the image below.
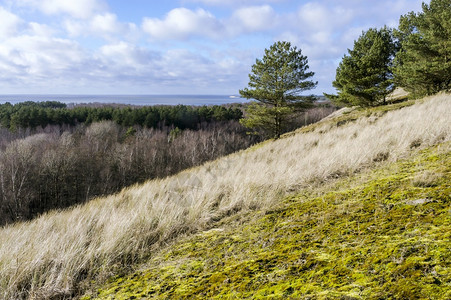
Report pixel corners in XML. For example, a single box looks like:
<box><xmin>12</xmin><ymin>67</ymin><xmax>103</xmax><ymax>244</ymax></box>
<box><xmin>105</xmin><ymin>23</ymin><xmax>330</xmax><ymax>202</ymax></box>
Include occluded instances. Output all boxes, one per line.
<box><xmin>239</xmin><ymin>41</ymin><xmax>317</xmax><ymax>139</ymax></box>
<box><xmin>329</xmin><ymin>27</ymin><xmax>396</xmax><ymax>107</ymax></box>
<box><xmin>394</xmin><ymin>0</ymin><xmax>451</xmax><ymax>97</ymax></box>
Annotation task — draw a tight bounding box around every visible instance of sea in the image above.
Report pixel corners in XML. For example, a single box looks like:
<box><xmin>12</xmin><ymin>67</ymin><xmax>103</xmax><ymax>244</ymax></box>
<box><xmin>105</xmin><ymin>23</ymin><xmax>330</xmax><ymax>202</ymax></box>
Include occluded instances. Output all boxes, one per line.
<box><xmin>0</xmin><ymin>94</ymin><xmax>248</xmax><ymax>106</ymax></box>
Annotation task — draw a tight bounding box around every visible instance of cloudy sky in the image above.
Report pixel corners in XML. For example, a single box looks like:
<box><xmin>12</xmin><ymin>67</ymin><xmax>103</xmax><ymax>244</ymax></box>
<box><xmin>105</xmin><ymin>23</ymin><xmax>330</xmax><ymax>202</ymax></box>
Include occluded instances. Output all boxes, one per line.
<box><xmin>0</xmin><ymin>0</ymin><xmax>424</xmax><ymax>95</ymax></box>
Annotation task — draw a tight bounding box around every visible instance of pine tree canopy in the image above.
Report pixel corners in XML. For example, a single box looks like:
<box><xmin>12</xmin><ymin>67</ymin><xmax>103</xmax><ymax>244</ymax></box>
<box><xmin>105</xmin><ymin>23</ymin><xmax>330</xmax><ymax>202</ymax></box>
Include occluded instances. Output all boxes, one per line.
<box><xmin>239</xmin><ymin>41</ymin><xmax>317</xmax><ymax>138</ymax></box>
<box><xmin>394</xmin><ymin>0</ymin><xmax>451</xmax><ymax>97</ymax></box>
<box><xmin>331</xmin><ymin>27</ymin><xmax>396</xmax><ymax>107</ymax></box>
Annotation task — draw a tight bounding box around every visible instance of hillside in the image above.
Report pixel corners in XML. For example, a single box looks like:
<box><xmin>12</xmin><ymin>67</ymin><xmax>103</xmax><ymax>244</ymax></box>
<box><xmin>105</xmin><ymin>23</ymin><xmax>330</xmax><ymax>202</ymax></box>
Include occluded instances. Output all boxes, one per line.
<box><xmin>0</xmin><ymin>94</ymin><xmax>450</xmax><ymax>299</ymax></box>
<box><xmin>87</xmin><ymin>141</ymin><xmax>450</xmax><ymax>299</ymax></box>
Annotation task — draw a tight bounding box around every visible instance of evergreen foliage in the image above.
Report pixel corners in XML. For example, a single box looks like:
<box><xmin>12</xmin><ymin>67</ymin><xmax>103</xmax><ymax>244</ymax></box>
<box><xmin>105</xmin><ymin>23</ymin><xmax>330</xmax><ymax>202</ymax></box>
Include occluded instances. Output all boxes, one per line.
<box><xmin>330</xmin><ymin>27</ymin><xmax>396</xmax><ymax>107</ymax></box>
<box><xmin>239</xmin><ymin>41</ymin><xmax>317</xmax><ymax>138</ymax></box>
<box><xmin>394</xmin><ymin>0</ymin><xmax>451</xmax><ymax>97</ymax></box>
<box><xmin>0</xmin><ymin>101</ymin><xmax>243</xmax><ymax>131</ymax></box>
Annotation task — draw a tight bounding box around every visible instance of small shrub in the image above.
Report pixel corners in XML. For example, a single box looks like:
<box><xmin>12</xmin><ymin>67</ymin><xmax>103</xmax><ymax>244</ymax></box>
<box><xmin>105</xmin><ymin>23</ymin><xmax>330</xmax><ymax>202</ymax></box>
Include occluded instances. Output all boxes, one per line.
<box><xmin>373</xmin><ymin>151</ymin><xmax>390</xmax><ymax>162</ymax></box>
<box><xmin>410</xmin><ymin>138</ymin><xmax>422</xmax><ymax>149</ymax></box>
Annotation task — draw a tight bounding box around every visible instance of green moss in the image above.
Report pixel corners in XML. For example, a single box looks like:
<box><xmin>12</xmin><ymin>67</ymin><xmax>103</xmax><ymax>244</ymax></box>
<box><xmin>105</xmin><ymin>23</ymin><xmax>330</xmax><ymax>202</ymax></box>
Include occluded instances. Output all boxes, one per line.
<box><xmin>88</xmin><ymin>144</ymin><xmax>450</xmax><ymax>299</ymax></box>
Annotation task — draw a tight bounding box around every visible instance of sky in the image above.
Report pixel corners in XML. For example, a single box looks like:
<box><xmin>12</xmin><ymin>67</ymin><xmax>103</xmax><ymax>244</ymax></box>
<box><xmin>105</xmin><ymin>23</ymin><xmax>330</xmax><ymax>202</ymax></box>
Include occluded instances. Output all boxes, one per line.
<box><xmin>0</xmin><ymin>0</ymin><xmax>425</xmax><ymax>95</ymax></box>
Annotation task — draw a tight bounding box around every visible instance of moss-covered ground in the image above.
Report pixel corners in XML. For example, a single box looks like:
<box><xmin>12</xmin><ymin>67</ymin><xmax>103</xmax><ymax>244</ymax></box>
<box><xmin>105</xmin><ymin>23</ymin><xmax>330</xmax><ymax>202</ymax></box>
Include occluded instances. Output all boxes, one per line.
<box><xmin>85</xmin><ymin>142</ymin><xmax>450</xmax><ymax>299</ymax></box>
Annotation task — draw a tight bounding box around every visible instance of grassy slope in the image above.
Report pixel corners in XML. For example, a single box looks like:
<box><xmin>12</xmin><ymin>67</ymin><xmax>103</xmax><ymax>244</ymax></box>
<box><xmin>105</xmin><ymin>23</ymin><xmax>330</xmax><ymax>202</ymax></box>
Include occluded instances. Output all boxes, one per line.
<box><xmin>0</xmin><ymin>94</ymin><xmax>450</xmax><ymax>299</ymax></box>
<box><xmin>85</xmin><ymin>97</ymin><xmax>451</xmax><ymax>299</ymax></box>
<box><xmin>86</xmin><ymin>142</ymin><xmax>450</xmax><ymax>299</ymax></box>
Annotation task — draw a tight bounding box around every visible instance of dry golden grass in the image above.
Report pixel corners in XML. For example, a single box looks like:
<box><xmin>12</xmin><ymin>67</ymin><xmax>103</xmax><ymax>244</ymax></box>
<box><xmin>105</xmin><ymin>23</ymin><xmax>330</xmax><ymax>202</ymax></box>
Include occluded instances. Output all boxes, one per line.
<box><xmin>0</xmin><ymin>93</ymin><xmax>450</xmax><ymax>299</ymax></box>
<box><xmin>387</xmin><ymin>87</ymin><xmax>410</xmax><ymax>101</ymax></box>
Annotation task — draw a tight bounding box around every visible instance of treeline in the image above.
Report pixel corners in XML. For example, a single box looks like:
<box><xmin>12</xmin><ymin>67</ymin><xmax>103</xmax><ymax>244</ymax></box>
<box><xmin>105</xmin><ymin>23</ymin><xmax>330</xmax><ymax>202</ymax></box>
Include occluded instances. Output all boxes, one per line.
<box><xmin>0</xmin><ymin>120</ymin><xmax>258</xmax><ymax>226</ymax></box>
<box><xmin>0</xmin><ymin>101</ymin><xmax>243</xmax><ymax>131</ymax></box>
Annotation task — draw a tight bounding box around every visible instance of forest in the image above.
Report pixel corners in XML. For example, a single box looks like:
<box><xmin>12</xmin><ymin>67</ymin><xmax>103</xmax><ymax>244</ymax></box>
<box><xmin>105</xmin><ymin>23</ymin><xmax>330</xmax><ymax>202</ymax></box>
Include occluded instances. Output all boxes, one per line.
<box><xmin>0</xmin><ymin>101</ymin><xmax>243</xmax><ymax>130</ymax></box>
<box><xmin>0</xmin><ymin>101</ymin><xmax>335</xmax><ymax>226</ymax></box>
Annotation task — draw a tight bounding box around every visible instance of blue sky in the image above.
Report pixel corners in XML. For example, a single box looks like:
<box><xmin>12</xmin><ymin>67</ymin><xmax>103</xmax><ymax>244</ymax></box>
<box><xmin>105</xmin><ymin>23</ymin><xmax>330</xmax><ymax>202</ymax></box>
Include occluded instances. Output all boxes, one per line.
<box><xmin>0</xmin><ymin>0</ymin><xmax>424</xmax><ymax>95</ymax></box>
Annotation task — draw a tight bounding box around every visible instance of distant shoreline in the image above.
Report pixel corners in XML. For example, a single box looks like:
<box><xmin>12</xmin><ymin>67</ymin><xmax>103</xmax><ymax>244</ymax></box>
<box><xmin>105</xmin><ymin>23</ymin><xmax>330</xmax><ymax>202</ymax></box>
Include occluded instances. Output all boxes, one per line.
<box><xmin>0</xmin><ymin>94</ymin><xmax>328</xmax><ymax>106</ymax></box>
<box><xmin>0</xmin><ymin>94</ymin><xmax>250</xmax><ymax>106</ymax></box>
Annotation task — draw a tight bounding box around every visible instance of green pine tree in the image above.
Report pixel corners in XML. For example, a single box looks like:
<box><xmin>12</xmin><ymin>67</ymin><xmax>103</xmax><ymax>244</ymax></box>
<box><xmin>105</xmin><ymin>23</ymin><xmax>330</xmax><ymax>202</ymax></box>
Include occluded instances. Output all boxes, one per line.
<box><xmin>239</xmin><ymin>41</ymin><xmax>317</xmax><ymax>139</ymax></box>
<box><xmin>394</xmin><ymin>0</ymin><xmax>451</xmax><ymax>97</ymax></box>
<box><xmin>329</xmin><ymin>27</ymin><xmax>396</xmax><ymax>107</ymax></box>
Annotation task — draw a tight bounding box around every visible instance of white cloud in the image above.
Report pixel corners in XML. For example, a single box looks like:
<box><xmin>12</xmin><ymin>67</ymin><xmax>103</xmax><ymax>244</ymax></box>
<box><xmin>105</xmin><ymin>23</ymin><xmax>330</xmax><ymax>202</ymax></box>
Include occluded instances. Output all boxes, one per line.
<box><xmin>94</xmin><ymin>43</ymin><xmax>248</xmax><ymax>92</ymax></box>
<box><xmin>141</xmin><ymin>5</ymin><xmax>279</xmax><ymax>41</ymax></box>
<box><xmin>0</xmin><ymin>7</ymin><xmax>245</xmax><ymax>94</ymax></box>
<box><xmin>297</xmin><ymin>2</ymin><xmax>354</xmax><ymax>33</ymax></box>
<box><xmin>298</xmin><ymin>2</ymin><xmax>329</xmax><ymax>28</ymax></box>
<box><xmin>0</xmin><ymin>36</ymin><xmax>155</xmax><ymax>92</ymax></box>
<box><xmin>185</xmin><ymin>0</ymin><xmax>285</xmax><ymax>6</ymax></box>
<box><xmin>14</xmin><ymin>0</ymin><xmax>107</xmax><ymax>19</ymax></box>
<box><xmin>156</xmin><ymin>49</ymin><xmax>247</xmax><ymax>90</ymax></box>
<box><xmin>92</xmin><ymin>13</ymin><xmax>121</xmax><ymax>34</ymax></box>
<box><xmin>276</xmin><ymin>3</ymin><xmax>355</xmax><ymax>62</ymax></box>
<box><xmin>0</xmin><ymin>7</ymin><xmax>23</xmax><ymax>39</ymax></box>
<box><xmin>91</xmin><ymin>13</ymin><xmax>138</xmax><ymax>39</ymax></box>
<box><xmin>28</xmin><ymin>22</ymin><xmax>56</xmax><ymax>37</ymax></box>
<box><xmin>99</xmin><ymin>42</ymin><xmax>159</xmax><ymax>70</ymax></box>
<box><xmin>142</xmin><ymin>8</ymin><xmax>223</xmax><ymax>40</ymax></box>
<box><xmin>63</xmin><ymin>19</ymin><xmax>85</xmax><ymax>37</ymax></box>
<box><xmin>0</xmin><ymin>35</ymin><xmax>89</xmax><ymax>88</ymax></box>
<box><xmin>231</xmin><ymin>5</ymin><xmax>277</xmax><ymax>32</ymax></box>
<box><xmin>63</xmin><ymin>13</ymin><xmax>138</xmax><ymax>41</ymax></box>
